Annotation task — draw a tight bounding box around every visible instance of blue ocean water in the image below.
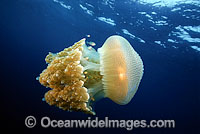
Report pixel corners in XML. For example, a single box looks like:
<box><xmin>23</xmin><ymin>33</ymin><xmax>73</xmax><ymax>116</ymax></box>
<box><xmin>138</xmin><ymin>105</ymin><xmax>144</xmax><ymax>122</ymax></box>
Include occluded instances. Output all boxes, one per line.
<box><xmin>0</xmin><ymin>0</ymin><xmax>199</xmax><ymax>133</ymax></box>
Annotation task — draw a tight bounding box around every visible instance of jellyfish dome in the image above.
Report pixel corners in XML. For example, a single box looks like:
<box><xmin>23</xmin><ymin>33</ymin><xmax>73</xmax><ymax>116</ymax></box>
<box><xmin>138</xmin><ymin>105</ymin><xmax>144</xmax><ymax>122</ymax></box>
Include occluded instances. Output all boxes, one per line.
<box><xmin>38</xmin><ymin>35</ymin><xmax>144</xmax><ymax>115</ymax></box>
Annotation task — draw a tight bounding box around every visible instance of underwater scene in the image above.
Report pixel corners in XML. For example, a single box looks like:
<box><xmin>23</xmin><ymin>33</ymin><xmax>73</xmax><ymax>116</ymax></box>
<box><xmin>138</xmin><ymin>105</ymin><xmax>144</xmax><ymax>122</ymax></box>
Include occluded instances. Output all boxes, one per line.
<box><xmin>1</xmin><ymin>0</ymin><xmax>199</xmax><ymax>133</ymax></box>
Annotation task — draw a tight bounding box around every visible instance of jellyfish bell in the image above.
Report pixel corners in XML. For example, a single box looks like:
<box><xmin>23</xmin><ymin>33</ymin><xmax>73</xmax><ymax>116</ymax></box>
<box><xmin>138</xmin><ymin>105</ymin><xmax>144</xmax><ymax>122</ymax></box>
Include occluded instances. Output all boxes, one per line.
<box><xmin>38</xmin><ymin>35</ymin><xmax>144</xmax><ymax>115</ymax></box>
<box><xmin>98</xmin><ymin>35</ymin><xmax>144</xmax><ymax>105</ymax></box>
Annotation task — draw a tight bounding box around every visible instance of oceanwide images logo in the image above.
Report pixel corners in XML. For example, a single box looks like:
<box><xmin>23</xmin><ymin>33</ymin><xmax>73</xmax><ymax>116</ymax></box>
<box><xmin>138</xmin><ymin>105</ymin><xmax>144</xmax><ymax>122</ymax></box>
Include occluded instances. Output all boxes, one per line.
<box><xmin>25</xmin><ymin>116</ymin><xmax>175</xmax><ymax>130</ymax></box>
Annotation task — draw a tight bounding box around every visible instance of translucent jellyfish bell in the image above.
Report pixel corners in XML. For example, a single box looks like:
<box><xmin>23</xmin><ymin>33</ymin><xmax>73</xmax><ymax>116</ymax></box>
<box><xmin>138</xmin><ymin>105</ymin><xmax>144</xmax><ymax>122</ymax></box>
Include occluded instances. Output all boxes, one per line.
<box><xmin>38</xmin><ymin>35</ymin><xmax>144</xmax><ymax>115</ymax></box>
<box><xmin>98</xmin><ymin>35</ymin><xmax>144</xmax><ymax>105</ymax></box>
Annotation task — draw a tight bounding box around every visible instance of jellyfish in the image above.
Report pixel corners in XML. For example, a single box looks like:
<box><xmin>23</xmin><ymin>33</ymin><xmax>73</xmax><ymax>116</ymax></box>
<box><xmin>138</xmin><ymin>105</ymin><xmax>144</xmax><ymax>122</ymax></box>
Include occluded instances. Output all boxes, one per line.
<box><xmin>38</xmin><ymin>35</ymin><xmax>144</xmax><ymax>115</ymax></box>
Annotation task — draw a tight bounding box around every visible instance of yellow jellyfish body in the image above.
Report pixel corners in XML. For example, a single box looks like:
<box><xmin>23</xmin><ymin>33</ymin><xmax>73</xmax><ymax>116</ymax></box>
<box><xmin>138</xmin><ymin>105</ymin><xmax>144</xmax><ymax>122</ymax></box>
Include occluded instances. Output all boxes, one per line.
<box><xmin>38</xmin><ymin>35</ymin><xmax>144</xmax><ymax>115</ymax></box>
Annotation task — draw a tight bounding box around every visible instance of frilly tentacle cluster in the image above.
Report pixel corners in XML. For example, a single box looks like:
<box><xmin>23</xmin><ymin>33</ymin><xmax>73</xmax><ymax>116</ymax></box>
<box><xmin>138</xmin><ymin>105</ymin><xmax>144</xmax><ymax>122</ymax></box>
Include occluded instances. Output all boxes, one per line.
<box><xmin>39</xmin><ymin>39</ymin><xmax>95</xmax><ymax>115</ymax></box>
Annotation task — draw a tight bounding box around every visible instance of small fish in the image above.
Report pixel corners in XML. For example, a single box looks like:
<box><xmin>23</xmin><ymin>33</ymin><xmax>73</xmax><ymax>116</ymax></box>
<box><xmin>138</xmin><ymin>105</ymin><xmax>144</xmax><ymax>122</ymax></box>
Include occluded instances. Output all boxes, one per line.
<box><xmin>87</xmin><ymin>41</ymin><xmax>96</xmax><ymax>46</ymax></box>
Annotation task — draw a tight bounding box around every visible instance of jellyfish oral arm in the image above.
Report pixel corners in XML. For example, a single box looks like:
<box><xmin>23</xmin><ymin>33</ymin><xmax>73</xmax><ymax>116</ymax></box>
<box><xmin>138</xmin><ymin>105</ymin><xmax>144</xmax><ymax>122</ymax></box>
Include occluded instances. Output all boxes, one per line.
<box><xmin>38</xmin><ymin>38</ymin><xmax>105</xmax><ymax>115</ymax></box>
<box><xmin>80</xmin><ymin>47</ymin><xmax>105</xmax><ymax>102</ymax></box>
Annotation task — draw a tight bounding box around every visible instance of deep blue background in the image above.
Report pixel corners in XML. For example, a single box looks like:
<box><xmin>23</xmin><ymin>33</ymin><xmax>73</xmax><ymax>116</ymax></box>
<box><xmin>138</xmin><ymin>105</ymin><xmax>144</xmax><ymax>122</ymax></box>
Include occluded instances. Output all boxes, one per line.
<box><xmin>0</xmin><ymin>0</ymin><xmax>199</xmax><ymax>133</ymax></box>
